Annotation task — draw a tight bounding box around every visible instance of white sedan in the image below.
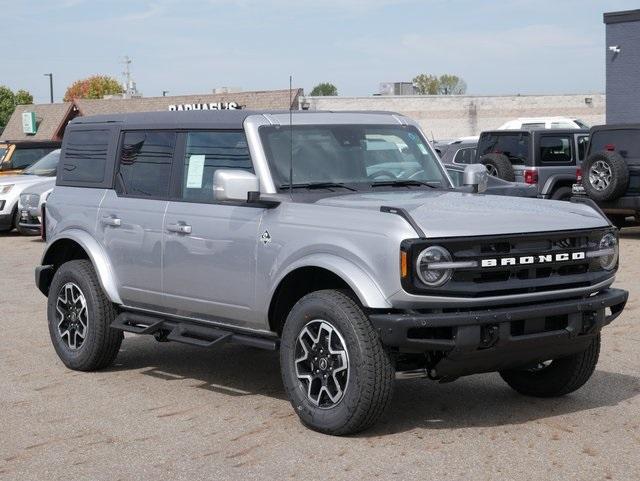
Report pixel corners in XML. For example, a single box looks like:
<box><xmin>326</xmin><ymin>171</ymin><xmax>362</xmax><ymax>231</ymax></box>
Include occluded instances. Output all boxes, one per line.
<box><xmin>0</xmin><ymin>149</ymin><xmax>59</xmax><ymax>233</ymax></box>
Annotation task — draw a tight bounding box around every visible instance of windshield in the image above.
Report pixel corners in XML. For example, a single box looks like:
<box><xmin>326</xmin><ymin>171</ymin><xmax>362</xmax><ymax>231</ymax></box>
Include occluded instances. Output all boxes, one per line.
<box><xmin>260</xmin><ymin>124</ymin><xmax>449</xmax><ymax>189</ymax></box>
<box><xmin>0</xmin><ymin>146</ymin><xmax>7</xmax><ymax>163</ymax></box>
<box><xmin>22</xmin><ymin>149</ymin><xmax>61</xmax><ymax>176</ymax></box>
<box><xmin>476</xmin><ymin>132</ymin><xmax>530</xmax><ymax>164</ymax></box>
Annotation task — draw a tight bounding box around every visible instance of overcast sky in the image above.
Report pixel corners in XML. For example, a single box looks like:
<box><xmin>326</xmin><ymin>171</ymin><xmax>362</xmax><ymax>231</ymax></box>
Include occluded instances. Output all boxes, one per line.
<box><xmin>1</xmin><ymin>0</ymin><xmax>637</xmax><ymax>103</ymax></box>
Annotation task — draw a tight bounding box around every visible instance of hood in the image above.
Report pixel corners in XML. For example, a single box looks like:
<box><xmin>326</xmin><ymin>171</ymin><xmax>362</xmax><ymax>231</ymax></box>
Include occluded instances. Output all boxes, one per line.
<box><xmin>21</xmin><ymin>178</ymin><xmax>55</xmax><ymax>195</ymax></box>
<box><xmin>0</xmin><ymin>174</ymin><xmax>51</xmax><ymax>187</ymax></box>
<box><xmin>314</xmin><ymin>190</ymin><xmax>608</xmax><ymax>238</ymax></box>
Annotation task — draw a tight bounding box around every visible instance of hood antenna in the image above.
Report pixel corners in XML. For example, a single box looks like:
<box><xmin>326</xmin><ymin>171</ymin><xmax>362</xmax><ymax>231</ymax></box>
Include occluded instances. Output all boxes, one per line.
<box><xmin>289</xmin><ymin>75</ymin><xmax>294</xmax><ymax>200</ymax></box>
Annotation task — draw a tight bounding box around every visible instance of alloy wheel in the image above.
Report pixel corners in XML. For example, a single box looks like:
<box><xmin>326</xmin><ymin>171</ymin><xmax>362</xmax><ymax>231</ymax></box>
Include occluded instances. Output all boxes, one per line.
<box><xmin>56</xmin><ymin>282</ymin><xmax>89</xmax><ymax>350</ymax></box>
<box><xmin>294</xmin><ymin>320</ymin><xmax>350</xmax><ymax>408</ymax></box>
<box><xmin>485</xmin><ymin>164</ymin><xmax>499</xmax><ymax>177</ymax></box>
<box><xmin>589</xmin><ymin>160</ymin><xmax>612</xmax><ymax>191</ymax></box>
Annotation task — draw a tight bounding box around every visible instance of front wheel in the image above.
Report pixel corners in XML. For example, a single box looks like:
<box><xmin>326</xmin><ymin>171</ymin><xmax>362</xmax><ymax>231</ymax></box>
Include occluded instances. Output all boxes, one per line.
<box><xmin>280</xmin><ymin>290</ymin><xmax>394</xmax><ymax>435</ymax></box>
<box><xmin>499</xmin><ymin>335</ymin><xmax>600</xmax><ymax>397</ymax></box>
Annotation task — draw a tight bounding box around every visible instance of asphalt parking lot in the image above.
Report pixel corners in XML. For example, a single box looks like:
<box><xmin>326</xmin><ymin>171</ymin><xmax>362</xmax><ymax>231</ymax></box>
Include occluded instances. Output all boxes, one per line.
<box><xmin>0</xmin><ymin>231</ymin><xmax>639</xmax><ymax>481</ymax></box>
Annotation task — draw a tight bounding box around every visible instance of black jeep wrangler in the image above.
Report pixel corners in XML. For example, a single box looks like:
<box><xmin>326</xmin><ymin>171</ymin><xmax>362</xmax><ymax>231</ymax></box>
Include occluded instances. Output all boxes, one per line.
<box><xmin>576</xmin><ymin>124</ymin><xmax>640</xmax><ymax>228</ymax></box>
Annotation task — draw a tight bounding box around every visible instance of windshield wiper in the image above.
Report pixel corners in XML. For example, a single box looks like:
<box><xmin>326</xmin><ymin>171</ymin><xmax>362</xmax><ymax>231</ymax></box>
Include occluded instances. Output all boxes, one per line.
<box><xmin>371</xmin><ymin>179</ymin><xmax>438</xmax><ymax>188</ymax></box>
<box><xmin>280</xmin><ymin>182</ymin><xmax>357</xmax><ymax>192</ymax></box>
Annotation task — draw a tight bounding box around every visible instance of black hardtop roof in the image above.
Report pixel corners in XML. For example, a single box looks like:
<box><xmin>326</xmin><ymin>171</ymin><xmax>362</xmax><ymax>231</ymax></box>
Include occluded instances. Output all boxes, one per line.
<box><xmin>69</xmin><ymin>109</ymin><xmax>403</xmax><ymax>130</ymax></box>
<box><xmin>590</xmin><ymin>123</ymin><xmax>640</xmax><ymax>132</ymax></box>
<box><xmin>480</xmin><ymin>128</ymin><xmax>589</xmax><ymax>136</ymax></box>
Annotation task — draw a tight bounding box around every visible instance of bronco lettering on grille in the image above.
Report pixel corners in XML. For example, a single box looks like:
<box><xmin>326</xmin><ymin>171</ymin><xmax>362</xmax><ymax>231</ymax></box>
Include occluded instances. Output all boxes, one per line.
<box><xmin>481</xmin><ymin>252</ymin><xmax>586</xmax><ymax>268</ymax></box>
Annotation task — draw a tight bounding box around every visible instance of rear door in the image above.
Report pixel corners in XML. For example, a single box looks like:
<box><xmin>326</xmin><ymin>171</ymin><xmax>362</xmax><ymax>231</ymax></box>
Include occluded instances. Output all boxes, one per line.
<box><xmin>98</xmin><ymin>130</ymin><xmax>176</xmax><ymax>309</ymax></box>
<box><xmin>536</xmin><ymin>133</ymin><xmax>575</xmax><ymax>195</ymax></box>
<box><xmin>162</xmin><ymin>130</ymin><xmax>264</xmax><ymax>329</ymax></box>
<box><xmin>589</xmin><ymin>129</ymin><xmax>640</xmax><ymax>195</ymax></box>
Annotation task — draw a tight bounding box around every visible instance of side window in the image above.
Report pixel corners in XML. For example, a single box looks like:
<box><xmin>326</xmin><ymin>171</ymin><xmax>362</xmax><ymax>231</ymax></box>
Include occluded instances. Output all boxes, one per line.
<box><xmin>577</xmin><ymin>135</ymin><xmax>589</xmax><ymax>161</ymax></box>
<box><xmin>117</xmin><ymin>131</ymin><xmax>176</xmax><ymax>198</ymax></box>
<box><xmin>446</xmin><ymin>168</ymin><xmax>463</xmax><ymax>186</ymax></box>
<box><xmin>180</xmin><ymin>131</ymin><xmax>252</xmax><ymax>203</ymax></box>
<box><xmin>453</xmin><ymin>147</ymin><xmax>476</xmax><ymax>164</ymax></box>
<box><xmin>539</xmin><ymin>136</ymin><xmax>572</xmax><ymax>164</ymax></box>
<box><xmin>61</xmin><ymin>130</ymin><xmax>109</xmax><ymax>183</ymax></box>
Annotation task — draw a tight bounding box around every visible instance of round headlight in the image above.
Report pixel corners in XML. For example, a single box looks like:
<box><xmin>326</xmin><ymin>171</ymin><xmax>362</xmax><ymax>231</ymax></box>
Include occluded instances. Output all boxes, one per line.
<box><xmin>598</xmin><ymin>233</ymin><xmax>618</xmax><ymax>271</ymax></box>
<box><xmin>416</xmin><ymin>246</ymin><xmax>453</xmax><ymax>287</ymax></box>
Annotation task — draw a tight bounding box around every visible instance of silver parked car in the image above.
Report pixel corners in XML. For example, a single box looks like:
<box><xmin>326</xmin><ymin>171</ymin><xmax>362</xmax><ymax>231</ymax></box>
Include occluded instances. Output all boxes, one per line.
<box><xmin>36</xmin><ymin>111</ymin><xmax>627</xmax><ymax>435</ymax></box>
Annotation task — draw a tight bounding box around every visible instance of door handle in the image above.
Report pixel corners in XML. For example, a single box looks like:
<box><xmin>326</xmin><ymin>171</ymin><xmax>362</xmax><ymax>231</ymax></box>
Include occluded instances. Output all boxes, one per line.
<box><xmin>101</xmin><ymin>216</ymin><xmax>121</xmax><ymax>227</ymax></box>
<box><xmin>166</xmin><ymin>222</ymin><xmax>192</xmax><ymax>234</ymax></box>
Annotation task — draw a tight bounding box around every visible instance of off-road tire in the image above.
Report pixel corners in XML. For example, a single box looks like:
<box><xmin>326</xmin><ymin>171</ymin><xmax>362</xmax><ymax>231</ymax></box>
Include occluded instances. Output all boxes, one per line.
<box><xmin>582</xmin><ymin>151</ymin><xmax>629</xmax><ymax>201</ymax></box>
<box><xmin>499</xmin><ymin>335</ymin><xmax>600</xmax><ymax>397</ymax></box>
<box><xmin>47</xmin><ymin>260</ymin><xmax>123</xmax><ymax>371</ymax></box>
<box><xmin>550</xmin><ymin>186</ymin><xmax>572</xmax><ymax>201</ymax></box>
<box><xmin>479</xmin><ymin>153</ymin><xmax>516</xmax><ymax>182</ymax></box>
<box><xmin>280</xmin><ymin>289</ymin><xmax>394</xmax><ymax>435</ymax></box>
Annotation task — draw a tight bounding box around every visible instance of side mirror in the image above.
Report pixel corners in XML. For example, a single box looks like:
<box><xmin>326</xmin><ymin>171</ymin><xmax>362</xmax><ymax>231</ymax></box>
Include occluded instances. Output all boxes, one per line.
<box><xmin>463</xmin><ymin>164</ymin><xmax>488</xmax><ymax>193</ymax></box>
<box><xmin>213</xmin><ymin>169</ymin><xmax>259</xmax><ymax>202</ymax></box>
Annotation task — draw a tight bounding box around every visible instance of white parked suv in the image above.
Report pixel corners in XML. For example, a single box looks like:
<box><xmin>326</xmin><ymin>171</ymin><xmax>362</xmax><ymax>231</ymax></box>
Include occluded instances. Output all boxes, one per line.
<box><xmin>0</xmin><ymin>149</ymin><xmax>59</xmax><ymax>233</ymax></box>
<box><xmin>498</xmin><ymin>117</ymin><xmax>589</xmax><ymax>130</ymax></box>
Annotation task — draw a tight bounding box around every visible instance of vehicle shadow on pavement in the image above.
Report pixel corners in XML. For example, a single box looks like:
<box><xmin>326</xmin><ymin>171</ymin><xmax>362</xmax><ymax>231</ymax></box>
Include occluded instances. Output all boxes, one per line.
<box><xmin>366</xmin><ymin>369</ymin><xmax>640</xmax><ymax>436</ymax></box>
<box><xmin>109</xmin><ymin>336</ymin><xmax>640</xmax><ymax>435</ymax></box>
<box><xmin>108</xmin><ymin>335</ymin><xmax>287</xmax><ymax>400</ymax></box>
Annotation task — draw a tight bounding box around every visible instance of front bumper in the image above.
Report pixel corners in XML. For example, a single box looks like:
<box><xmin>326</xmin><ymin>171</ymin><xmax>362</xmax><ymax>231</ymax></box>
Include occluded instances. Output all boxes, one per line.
<box><xmin>18</xmin><ymin>207</ymin><xmax>41</xmax><ymax>232</ymax></box>
<box><xmin>370</xmin><ymin>288</ymin><xmax>628</xmax><ymax>378</ymax></box>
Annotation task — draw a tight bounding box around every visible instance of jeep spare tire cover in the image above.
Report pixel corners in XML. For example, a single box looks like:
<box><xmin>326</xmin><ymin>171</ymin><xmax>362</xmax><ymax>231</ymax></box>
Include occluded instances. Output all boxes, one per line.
<box><xmin>479</xmin><ymin>153</ymin><xmax>516</xmax><ymax>182</ymax></box>
<box><xmin>582</xmin><ymin>151</ymin><xmax>629</xmax><ymax>201</ymax></box>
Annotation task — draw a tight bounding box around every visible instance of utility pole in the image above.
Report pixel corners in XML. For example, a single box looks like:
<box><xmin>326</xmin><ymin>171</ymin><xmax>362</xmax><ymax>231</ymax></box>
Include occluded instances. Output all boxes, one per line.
<box><xmin>44</xmin><ymin>73</ymin><xmax>53</xmax><ymax>103</ymax></box>
<box><xmin>122</xmin><ymin>56</ymin><xmax>132</xmax><ymax>92</ymax></box>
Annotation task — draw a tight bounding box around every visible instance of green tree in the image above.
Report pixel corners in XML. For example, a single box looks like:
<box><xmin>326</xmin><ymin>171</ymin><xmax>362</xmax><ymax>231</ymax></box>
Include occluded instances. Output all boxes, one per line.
<box><xmin>412</xmin><ymin>73</ymin><xmax>467</xmax><ymax>95</ymax></box>
<box><xmin>437</xmin><ymin>74</ymin><xmax>467</xmax><ymax>95</ymax></box>
<box><xmin>0</xmin><ymin>86</ymin><xmax>34</xmax><ymax>130</ymax></box>
<box><xmin>412</xmin><ymin>74</ymin><xmax>439</xmax><ymax>95</ymax></box>
<box><xmin>15</xmin><ymin>89</ymin><xmax>34</xmax><ymax>105</ymax></box>
<box><xmin>310</xmin><ymin>82</ymin><xmax>338</xmax><ymax>96</ymax></box>
<box><xmin>64</xmin><ymin>75</ymin><xmax>124</xmax><ymax>101</ymax></box>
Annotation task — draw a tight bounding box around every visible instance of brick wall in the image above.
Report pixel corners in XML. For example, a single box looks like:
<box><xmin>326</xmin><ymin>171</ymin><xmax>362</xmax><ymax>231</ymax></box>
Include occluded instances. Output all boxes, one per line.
<box><xmin>302</xmin><ymin>94</ymin><xmax>605</xmax><ymax>140</ymax></box>
<box><xmin>606</xmin><ymin>20</ymin><xmax>640</xmax><ymax>123</ymax></box>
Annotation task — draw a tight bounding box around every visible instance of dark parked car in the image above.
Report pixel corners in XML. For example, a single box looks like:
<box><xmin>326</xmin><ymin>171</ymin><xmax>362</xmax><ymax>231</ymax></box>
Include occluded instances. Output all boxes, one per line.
<box><xmin>475</xmin><ymin>129</ymin><xmax>589</xmax><ymax>200</ymax></box>
<box><xmin>574</xmin><ymin>124</ymin><xmax>640</xmax><ymax>227</ymax></box>
<box><xmin>436</xmin><ymin>137</ymin><xmax>478</xmax><ymax>165</ymax></box>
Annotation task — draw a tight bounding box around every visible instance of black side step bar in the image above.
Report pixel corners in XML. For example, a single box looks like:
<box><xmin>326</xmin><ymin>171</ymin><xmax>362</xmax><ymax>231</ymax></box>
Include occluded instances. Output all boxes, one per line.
<box><xmin>111</xmin><ymin>312</ymin><xmax>279</xmax><ymax>350</ymax></box>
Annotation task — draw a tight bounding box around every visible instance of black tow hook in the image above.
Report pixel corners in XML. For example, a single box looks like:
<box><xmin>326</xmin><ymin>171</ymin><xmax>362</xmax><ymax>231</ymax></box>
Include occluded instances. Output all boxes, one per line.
<box><xmin>479</xmin><ymin>324</ymin><xmax>499</xmax><ymax>349</ymax></box>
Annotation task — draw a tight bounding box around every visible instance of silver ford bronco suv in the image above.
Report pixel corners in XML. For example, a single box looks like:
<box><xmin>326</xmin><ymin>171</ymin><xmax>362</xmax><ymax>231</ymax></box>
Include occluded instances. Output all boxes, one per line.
<box><xmin>36</xmin><ymin>110</ymin><xmax>628</xmax><ymax>435</ymax></box>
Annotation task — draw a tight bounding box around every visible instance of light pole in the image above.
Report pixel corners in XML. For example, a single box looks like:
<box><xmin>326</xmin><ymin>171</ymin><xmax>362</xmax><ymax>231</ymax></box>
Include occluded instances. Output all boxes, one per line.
<box><xmin>44</xmin><ymin>73</ymin><xmax>53</xmax><ymax>103</ymax></box>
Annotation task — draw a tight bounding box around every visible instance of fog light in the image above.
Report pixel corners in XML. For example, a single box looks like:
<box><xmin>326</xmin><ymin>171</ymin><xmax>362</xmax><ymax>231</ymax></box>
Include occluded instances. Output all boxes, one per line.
<box><xmin>416</xmin><ymin>246</ymin><xmax>453</xmax><ymax>287</ymax></box>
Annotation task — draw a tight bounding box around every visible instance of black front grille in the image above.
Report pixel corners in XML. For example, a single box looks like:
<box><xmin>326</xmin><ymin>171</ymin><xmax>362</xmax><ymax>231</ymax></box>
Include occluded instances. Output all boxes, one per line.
<box><xmin>402</xmin><ymin>229</ymin><xmax>615</xmax><ymax>297</ymax></box>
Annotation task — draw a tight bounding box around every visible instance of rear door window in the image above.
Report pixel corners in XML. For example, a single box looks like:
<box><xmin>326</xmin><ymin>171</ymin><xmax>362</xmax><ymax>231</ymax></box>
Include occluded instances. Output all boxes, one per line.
<box><xmin>116</xmin><ymin>131</ymin><xmax>176</xmax><ymax>199</ymax></box>
<box><xmin>476</xmin><ymin>133</ymin><xmax>530</xmax><ymax>165</ymax></box>
<box><xmin>589</xmin><ymin>130</ymin><xmax>640</xmax><ymax>159</ymax></box>
<box><xmin>539</xmin><ymin>135</ymin><xmax>573</xmax><ymax>165</ymax></box>
<box><xmin>61</xmin><ymin>130</ymin><xmax>110</xmax><ymax>183</ymax></box>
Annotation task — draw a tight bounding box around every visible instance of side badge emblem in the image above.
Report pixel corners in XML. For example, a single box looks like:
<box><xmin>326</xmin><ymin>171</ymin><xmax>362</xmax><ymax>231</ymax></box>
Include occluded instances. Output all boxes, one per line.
<box><xmin>260</xmin><ymin>231</ymin><xmax>272</xmax><ymax>245</ymax></box>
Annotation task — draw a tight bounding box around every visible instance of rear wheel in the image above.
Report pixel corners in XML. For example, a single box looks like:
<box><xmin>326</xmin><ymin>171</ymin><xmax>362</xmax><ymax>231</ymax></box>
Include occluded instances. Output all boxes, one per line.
<box><xmin>499</xmin><ymin>335</ymin><xmax>600</xmax><ymax>397</ymax></box>
<box><xmin>47</xmin><ymin>260</ymin><xmax>122</xmax><ymax>371</ymax></box>
<box><xmin>550</xmin><ymin>186</ymin><xmax>572</xmax><ymax>201</ymax></box>
<box><xmin>280</xmin><ymin>290</ymin><xmax>394</xmax><ymax>435</ymax></box>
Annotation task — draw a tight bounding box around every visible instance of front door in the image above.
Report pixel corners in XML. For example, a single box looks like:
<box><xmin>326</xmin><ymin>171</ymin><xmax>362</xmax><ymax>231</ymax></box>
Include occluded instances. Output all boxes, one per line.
<box><xmin>98</xmin><ymin>130</ymin><xmax>176</xmax><ymax>309</ymax></box>
<box><xmin>162</xmin><ymin>130</ymin><xmax>264</xmax><ymax>329</ymax></box>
